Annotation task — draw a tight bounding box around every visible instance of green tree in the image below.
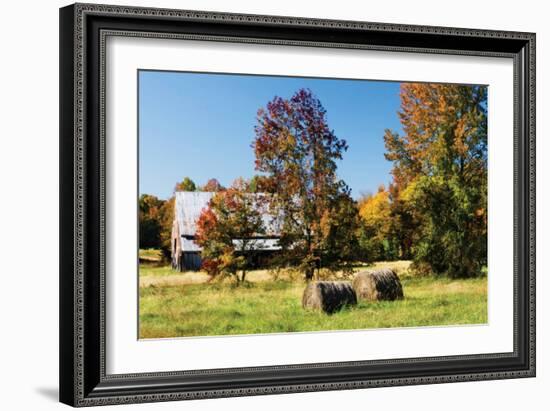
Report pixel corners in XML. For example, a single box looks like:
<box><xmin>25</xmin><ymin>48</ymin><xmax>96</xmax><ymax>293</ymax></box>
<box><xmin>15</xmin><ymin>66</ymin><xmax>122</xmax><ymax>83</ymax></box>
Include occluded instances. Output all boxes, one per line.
<box><xmin>139</xmin><ymin>194</ymin><xmax>164</xmax><ymax>249</ymax></box>
<box><xmin>253</xmin><ymin>88</ymin><xmax>356</xmax><ymax>280</ymax></box>
<box><xmin>384</xmin><ymin>83</ymin><xmax>487</xmax><ymax>278</ymax></box>
<box><xmin>387</xmin><ymin>182</ymin><xmax>421</xmax><ymax>260</ymax></box>
<box><xmin>174</xmin><ymin>177</ymin><xmax>197</xmax><ymax>192</ymax></box>
<box><xmin>195</xmin><ymin>179</ymin><xmax>266</xmax><ymax>283</ymax></box>
<box><xmin>158</xmin><ymin>196</ymin><xmax>175</xmax><ymax>259</ymax></box>
<box><xmin>319</xmin><ymin>192</ymin><xmax>360</xmax><ymax>273</ymax></box>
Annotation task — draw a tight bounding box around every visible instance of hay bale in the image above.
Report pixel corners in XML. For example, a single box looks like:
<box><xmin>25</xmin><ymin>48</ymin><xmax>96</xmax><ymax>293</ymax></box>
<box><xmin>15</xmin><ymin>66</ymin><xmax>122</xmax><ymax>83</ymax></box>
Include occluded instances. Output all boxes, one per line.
<box><xmin>352</xmin><ymin>269</ymin><xmax>404</xmax><ymax>301</ymax></box>
<box><xmin>302</xmin><ymin>281</ymin><xmax>357</xmax><ymax>314</ymax></box>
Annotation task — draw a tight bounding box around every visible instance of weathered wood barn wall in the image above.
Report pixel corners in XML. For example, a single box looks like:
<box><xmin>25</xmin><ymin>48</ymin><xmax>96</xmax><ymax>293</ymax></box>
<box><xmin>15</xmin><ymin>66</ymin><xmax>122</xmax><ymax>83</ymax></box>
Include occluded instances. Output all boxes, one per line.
<box><xmin>171</xmin><ymin>192</ymin><xmax>213</xmax><ymax>271</ymax></box>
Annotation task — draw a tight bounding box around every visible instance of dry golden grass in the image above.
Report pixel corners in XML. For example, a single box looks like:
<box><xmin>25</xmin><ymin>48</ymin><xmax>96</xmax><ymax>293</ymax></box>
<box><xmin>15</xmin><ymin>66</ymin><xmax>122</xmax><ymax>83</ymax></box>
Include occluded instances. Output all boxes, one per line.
<box><xmin>139</xmin><ymin>260</ymin><xmax>416</xmax><ymax>288</ymax></box>
<box><xmin>367</xmin><ymin>260</ymin><xmax>413</xmax><ymax>277</ymax></box>
<box><xmin>140</xmin><ymin>271</ymin><xmax>210</xmax><ymax>287</ymax></box>
<box><xmin>140</xmin><ymin>266</ymin><xmax>283</xmax><ymax>287</ymax></box>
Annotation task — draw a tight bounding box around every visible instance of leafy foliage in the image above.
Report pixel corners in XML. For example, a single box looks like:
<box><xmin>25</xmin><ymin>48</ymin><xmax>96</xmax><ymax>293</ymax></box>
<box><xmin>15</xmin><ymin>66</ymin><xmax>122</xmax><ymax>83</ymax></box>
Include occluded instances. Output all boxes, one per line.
<box><xmin>319</xmin><ymin>191</ymin><xmax>360</xmax><ymax>274</ymax></box>
<box><xmin>139</xmin><ymin>194</ymin><xmax>164</xmax><ymax>249</ymax></box>
<box><xmin>200</xmin><ymin>178</ymin><xmax>225</xmax><ymax>192</ymax></box>
<box><xmin>253</xmin><ymin>88</ymin><xmax>358</xmax><ymax>280</ymax></box>
<box><xmin>174</xmin><ymin>177</ymin><xmax>197</xmax><ymax>192</ymax></box>
<box><xmin>142</xmin><ymin>84</ymin><xmax>487</xmax><ymax>280</ymax></box>
<box><xmin>357</xmin><ymin>186</ymin><xmax>395</xmax><ymax>261</ymax></box>
<box><xmin>195</xmin><ymin>179</ymin><xmax>266</xmax><ymax>283</ymax></box>
<box><xmin>158</xmin><ymin>196</ymin><xmax>175</xmax><ymax>258</ymax></box>
<box><xmin>384</xmin><ymin>83</ymin><xmax>487</xmax><ymax>278</ymax></box>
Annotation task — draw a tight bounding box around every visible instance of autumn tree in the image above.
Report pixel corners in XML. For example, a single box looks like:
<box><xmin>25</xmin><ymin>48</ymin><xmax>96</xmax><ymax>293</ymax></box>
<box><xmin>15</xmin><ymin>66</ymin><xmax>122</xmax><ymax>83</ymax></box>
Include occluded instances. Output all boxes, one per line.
<box><xmin>384</xmin><ymin>83</ymin><xmax>487</xmax><ymax>278</ymax></box>
<box><xmin>253</xmin><ymin>88</ymin><xmax>357</xmax><ymax>280</ymax></box>
<box><xmin>195</xmin><ymin>179</ymin><xmax>266</xmax><ymax>283</ymax></box>
<box><xmin>357</xmin><ymin>185</ymin><xmax>394</xmax><ymax>261</ymax></box>
<box><xmin>201</xmin><ymin>178</ymin><xmax>225</xmax><ymax>192</ymax></box>
<box><xmin>139</xmin><ymin>194</ymin><xmax>165</xmax><ymax>249</ymax></box>
<box><xmin>386</xmin><ymin>182</ymin><xmax>421</xmax><ymax>260</ymax></box>
<box><xmin>248</xmin><ymin>175</ymin><xmax>264</xmax><ymax>193</ymax></box>
<box><xmin>174</xmin><ymin>177</ymin><xmax>197</xmax><ymax>192</ymax></box>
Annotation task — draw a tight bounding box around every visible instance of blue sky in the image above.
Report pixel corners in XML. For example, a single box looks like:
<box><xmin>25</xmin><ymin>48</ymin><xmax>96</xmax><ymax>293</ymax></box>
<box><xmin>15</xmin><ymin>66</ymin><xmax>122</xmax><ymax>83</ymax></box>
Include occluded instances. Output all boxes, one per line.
<box><xmin>139</xmin><ymin>70</ymin><xmax>403</xmax><ymax>200</ymax></box>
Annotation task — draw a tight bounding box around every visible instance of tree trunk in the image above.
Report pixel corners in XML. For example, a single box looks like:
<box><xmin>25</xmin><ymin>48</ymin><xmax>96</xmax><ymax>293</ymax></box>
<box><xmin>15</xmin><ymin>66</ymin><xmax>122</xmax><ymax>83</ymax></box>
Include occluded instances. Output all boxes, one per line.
<box><xmin>305</xmin><ymin>266</ymin><xmax>315</xmax><ymax>281</ymax></box>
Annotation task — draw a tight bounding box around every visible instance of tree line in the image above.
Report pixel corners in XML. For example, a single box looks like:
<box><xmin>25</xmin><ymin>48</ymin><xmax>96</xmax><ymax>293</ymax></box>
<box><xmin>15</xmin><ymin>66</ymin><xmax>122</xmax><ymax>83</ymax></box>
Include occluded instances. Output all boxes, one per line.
<box><xmin>140</xmin><ymin>84</ymin><xmax>487</xmax><ymax>281</ymax></box>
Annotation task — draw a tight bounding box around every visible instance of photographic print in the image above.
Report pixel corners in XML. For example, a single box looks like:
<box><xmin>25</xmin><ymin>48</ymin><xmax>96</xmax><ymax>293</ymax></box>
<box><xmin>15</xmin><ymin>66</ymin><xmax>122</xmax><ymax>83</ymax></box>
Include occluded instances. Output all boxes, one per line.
<box><xmin>60</xmin><ymin>6</ymin><xmax>535</xmax><ymax>404</ymax></box>
<box><xmin>138</xmin><ymin>71</ymin><xmax>488</xmax><ymax>339</ymax></box>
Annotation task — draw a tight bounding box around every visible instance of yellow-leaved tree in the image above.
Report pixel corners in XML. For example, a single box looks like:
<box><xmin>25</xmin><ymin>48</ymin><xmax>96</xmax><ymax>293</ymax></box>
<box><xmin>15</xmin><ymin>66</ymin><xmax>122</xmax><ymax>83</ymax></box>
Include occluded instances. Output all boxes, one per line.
<box><xmin>384</xmin><ymin>83</ymin><xmax>487</xmax><ymax>278</ymax></box>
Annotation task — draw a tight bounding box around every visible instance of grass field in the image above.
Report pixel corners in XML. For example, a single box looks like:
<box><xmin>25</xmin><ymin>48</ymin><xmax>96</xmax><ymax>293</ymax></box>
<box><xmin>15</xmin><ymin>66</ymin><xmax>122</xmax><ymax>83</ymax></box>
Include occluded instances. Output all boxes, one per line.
<box><xmin>139</xmin><ymin>258</ymin><xmax>487</xmax><ymax>339</ymax></box>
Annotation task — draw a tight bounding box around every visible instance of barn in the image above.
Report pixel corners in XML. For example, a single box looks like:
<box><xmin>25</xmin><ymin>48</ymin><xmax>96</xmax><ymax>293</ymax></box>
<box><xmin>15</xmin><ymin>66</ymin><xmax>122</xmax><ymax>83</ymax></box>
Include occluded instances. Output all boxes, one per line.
<box><xmin>171</xmin><ymin>191</ymin><xmax>281</xmax><ymax>271</ymax></box>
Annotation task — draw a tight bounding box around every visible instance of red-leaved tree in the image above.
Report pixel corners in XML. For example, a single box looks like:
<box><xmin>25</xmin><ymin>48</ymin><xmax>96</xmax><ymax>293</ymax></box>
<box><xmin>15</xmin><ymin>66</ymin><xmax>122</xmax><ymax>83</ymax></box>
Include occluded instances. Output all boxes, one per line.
<box><xmin>201</xmin><ymin>178</ymin><xmax>225</xmax><ymax>192</ymax></box>
<box><xmin>253</xmin><ymin>88</ymin><xmax>358</xmax><ymax>280</ymax></box>
<box><xmin>195</xmin><ymin>179</ymin><xmax>265</xmax><ymax>283</ymax></box>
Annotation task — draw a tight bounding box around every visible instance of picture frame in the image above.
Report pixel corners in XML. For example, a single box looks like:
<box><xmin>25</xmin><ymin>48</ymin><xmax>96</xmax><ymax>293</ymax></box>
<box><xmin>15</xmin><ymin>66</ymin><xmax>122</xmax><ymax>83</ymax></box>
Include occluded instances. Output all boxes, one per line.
<box><xmin>59</xmin><ymin>2</ymin><xmax>535</xmax><ymax>407</ymax></box>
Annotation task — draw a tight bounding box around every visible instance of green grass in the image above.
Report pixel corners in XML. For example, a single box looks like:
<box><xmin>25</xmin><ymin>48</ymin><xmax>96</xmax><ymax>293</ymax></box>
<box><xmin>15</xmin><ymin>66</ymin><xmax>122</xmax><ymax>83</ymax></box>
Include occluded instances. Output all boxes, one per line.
<box><xmin>139</xmin><ymin>263</ymin><xmax>487</xmax><ymax>339</ymax></box>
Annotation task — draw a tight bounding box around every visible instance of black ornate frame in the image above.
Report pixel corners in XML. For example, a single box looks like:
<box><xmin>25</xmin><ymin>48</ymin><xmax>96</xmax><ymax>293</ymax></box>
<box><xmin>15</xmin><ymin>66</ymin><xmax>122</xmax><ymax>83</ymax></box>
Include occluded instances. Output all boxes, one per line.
<box><xmin>59</xmin><ymin>3</ymin><xmax>536</xmax><ymax>407</ymax></box>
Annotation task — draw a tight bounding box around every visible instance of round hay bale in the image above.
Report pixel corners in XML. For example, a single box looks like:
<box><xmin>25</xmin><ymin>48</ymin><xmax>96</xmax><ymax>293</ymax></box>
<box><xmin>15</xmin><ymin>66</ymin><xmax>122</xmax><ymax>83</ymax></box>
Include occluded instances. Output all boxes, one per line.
<box><xmin>302</xmin><ymin>281</ymin><xmax>357</xmax><ymax>314</ymax></box>
<box><xmin>352</xmin><ymin>269</ymin><xmax>404</xmax><ymax>301</ymax></box>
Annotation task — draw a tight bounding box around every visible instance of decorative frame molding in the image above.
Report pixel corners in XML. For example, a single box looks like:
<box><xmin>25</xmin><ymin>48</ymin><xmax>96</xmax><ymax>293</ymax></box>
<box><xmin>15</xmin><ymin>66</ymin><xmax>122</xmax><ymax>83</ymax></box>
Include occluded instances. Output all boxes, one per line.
<box><xmin>60</xmin><ymin>3</ymin><xmax>535</xmax><ymax>407</ymax></box>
